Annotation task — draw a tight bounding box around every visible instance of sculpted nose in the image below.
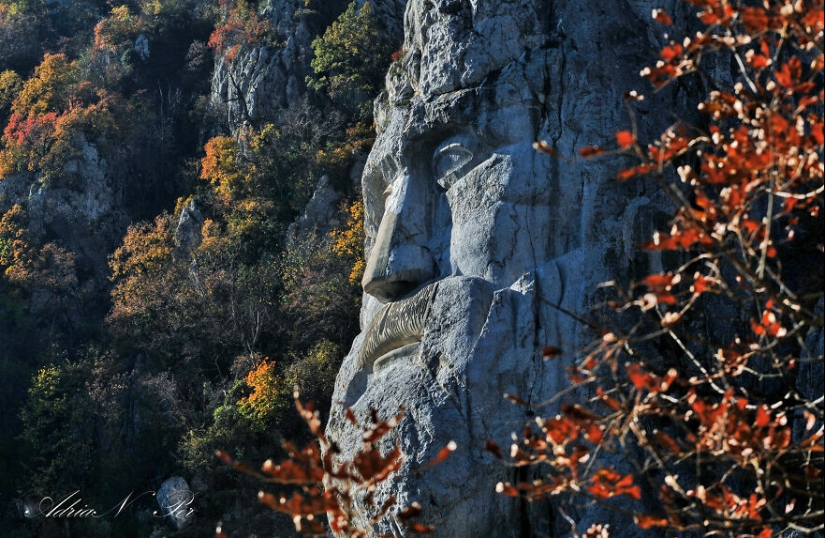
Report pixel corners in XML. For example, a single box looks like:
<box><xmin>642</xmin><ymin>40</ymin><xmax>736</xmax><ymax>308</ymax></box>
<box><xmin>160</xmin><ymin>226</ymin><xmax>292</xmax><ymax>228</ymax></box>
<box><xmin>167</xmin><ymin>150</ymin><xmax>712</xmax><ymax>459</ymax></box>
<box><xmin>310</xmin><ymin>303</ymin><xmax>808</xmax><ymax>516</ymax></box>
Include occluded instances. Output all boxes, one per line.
<box><xmin>361</xmin><ymin>175</ymin><xmax>437</xmax><ymax>303</ymax></box>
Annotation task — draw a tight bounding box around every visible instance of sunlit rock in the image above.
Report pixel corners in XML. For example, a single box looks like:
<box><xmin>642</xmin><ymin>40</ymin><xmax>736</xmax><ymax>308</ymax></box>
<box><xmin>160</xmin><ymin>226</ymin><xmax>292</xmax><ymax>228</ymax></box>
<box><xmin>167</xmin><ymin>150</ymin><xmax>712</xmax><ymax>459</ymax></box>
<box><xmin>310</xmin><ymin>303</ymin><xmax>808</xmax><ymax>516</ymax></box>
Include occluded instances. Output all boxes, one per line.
<box><xmin>328</xmin><ymin>0</ymin><xmax>684</xmax><ymax>535</ymax></box>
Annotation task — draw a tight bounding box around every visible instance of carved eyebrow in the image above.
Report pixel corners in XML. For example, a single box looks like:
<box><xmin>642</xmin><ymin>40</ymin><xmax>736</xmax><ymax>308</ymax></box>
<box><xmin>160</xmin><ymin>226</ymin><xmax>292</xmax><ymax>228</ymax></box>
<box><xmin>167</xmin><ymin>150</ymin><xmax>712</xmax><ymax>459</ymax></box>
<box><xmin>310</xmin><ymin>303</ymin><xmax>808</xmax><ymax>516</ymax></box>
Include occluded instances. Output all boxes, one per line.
<box><xmin>433</xmin><ymin>135</ymin><xmax>473</xmax><ymax>160</ymax></box>
<box><xmin>432</xmin><ymin>137</ymin><xmax>475</xmax><ymax>189</ymax></box>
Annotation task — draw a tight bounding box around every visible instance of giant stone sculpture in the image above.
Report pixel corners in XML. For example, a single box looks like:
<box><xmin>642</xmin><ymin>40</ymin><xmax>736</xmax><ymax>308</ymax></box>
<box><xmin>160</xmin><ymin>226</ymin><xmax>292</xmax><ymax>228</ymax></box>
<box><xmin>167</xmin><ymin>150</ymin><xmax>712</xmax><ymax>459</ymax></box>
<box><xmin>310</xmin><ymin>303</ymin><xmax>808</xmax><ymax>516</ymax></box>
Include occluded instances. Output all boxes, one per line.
<box><xmin>327</xmin><ymin>0</ymin><xmax>684</xmax><ymax>535</ymax></box>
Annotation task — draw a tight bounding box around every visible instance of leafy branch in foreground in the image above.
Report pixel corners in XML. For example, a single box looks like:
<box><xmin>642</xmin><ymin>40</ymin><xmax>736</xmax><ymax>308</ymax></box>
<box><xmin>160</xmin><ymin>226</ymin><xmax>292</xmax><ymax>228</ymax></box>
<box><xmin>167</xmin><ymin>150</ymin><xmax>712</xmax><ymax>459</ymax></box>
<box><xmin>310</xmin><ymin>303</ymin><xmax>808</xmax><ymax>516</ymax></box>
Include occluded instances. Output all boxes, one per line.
<box><xmin>217</xmin><ymin>393</ymin><xmax>453</xmax><ymax>536</ymax></box>
<box><xmin>504</xmin><ymin>1</ymin><xmax>823</xmax><ymax>536</ymax></box>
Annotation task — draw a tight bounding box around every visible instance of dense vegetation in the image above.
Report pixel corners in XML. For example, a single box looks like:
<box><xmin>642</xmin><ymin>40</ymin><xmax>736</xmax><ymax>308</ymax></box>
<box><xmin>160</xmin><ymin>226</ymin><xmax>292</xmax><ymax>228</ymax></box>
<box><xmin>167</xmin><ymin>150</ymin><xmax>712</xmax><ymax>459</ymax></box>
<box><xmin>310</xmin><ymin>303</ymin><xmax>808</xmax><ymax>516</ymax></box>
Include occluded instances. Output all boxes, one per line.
<box><xmin>0</xmin><ymin>0</ymin><xmax>392</xmax><ymax>536</ymax></box>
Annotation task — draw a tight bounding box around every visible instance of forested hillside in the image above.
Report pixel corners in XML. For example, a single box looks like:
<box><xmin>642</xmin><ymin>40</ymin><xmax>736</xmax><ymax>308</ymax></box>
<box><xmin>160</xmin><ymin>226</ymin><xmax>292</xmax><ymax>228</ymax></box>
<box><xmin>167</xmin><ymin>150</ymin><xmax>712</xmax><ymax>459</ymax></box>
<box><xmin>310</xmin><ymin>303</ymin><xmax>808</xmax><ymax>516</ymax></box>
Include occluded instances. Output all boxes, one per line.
<box><xmin>0</xmin><ymin>0</ymin><xmax>396</xmax><ymax>535</ymax></box>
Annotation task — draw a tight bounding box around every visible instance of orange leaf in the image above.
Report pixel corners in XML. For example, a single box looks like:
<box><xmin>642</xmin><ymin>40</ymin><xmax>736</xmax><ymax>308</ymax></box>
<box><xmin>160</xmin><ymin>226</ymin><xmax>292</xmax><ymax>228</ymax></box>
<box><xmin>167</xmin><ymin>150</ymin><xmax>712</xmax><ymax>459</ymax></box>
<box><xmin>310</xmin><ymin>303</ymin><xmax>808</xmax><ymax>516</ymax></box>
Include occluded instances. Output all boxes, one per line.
<box><xmin>635</xmin><ymin>514</ymin><xmax>669</xmax><ymax>529</ymax></box>
<box><xmin>617</xmin><ymin>168</ymin><xmax>638</xmax><ymax>181</ymax></box>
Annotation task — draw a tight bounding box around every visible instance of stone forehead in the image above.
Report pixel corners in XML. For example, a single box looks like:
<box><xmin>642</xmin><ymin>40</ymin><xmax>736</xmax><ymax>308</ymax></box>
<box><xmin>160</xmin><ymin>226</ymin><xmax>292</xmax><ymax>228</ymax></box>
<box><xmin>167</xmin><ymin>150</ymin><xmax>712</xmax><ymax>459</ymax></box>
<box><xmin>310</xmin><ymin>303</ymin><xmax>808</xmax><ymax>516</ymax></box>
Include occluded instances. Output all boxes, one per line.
<box><xmin>389</xmin><ymin>52</ymin><xmax>551</xmax><ymax>130</ymax></box>
<box><xmin>400</xmin><ymin>0</ymin><xmax>550</xmax><ymax>97</ymax></box>
<box><xmin>369</xmin><ymin>46</ymin><xmax>555</xmax><ymax>178</ymax></box>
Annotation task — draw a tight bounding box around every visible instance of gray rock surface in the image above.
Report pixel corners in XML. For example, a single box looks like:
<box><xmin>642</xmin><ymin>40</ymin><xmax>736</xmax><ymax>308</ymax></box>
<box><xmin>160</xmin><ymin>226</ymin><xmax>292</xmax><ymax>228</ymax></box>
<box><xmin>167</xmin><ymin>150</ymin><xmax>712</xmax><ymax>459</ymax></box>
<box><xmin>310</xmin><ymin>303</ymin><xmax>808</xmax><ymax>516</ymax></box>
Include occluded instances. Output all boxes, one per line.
<box><xmin>174</xmin><ymin>198</ymin><xmax>204</xmax><ymax>254</ymax></box>
<box><xmin>327</xmin><ymin>0</ymin><xmax>688</xmax><ymax>535</ymax></box>
<box><xmin>286</xmin><ymin>175</ymin><xmax>341</xmax><ymax>242</ymax></box>
<box><xmin>156</xmin><ymin>476</ymin><xmax>194</xmax><ymax>530</ymax></box>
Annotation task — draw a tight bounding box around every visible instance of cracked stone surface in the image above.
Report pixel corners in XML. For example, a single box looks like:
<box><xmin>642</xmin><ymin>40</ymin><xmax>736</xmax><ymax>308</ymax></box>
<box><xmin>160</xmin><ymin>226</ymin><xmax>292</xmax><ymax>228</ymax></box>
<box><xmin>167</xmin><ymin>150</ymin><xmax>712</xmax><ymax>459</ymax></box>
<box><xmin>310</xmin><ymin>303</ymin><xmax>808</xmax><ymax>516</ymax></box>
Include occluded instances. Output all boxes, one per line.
<box><xmin>326</xmin><ymin>0</ymin><xmax>691</xmax><ymax>535</ymax></box>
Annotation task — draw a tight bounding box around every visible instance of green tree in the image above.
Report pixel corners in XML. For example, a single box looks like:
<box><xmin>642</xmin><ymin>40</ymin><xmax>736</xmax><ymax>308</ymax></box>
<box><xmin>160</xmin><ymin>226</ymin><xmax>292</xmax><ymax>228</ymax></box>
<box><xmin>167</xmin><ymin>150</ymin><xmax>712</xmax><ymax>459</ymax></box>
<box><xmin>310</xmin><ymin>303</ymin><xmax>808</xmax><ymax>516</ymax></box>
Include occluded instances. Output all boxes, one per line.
<box><xmin>0</xmin><ymin>69</ymin><xmax>22</xmax><ymax>121</ymax></box>
<box><xmin>308</xmin><ymin>1</ymin><xmax>394</xmax><ymax>122</ymax></box>
<box><xmin>19</xmin><ymin>363</ymin><xmax>95</xmax><ymax>496</ymax></box>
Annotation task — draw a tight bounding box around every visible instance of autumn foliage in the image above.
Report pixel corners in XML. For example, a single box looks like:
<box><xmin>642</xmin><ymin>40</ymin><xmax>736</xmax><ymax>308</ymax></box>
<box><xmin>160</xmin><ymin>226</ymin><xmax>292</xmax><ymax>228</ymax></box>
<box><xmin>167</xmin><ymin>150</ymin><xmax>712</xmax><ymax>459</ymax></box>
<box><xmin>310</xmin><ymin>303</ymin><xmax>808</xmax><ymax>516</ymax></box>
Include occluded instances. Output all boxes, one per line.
<box><xmin>217</xmin><ymin>395</ymin><xmax>450</xmax><ymax>537</ymax></box>
<box><xmin>207</xmin><ymin>0</ymin><xmax>267</xmax><ymax>62</ymax></box>
<box><xmin>507</xmin><ymin>1</ymin><xmax>823</xmax><ymax>536</ymax></box>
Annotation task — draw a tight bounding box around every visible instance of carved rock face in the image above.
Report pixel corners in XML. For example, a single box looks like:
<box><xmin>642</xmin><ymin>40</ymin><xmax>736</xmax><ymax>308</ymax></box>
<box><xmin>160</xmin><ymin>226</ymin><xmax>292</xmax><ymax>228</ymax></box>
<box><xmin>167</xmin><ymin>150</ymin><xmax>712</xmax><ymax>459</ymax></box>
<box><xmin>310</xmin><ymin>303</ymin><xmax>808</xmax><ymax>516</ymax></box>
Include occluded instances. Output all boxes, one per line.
<box><xmin>328</xmin><ymin>0</ymin><xmax>680</xmax><ymax>535</ymax></box>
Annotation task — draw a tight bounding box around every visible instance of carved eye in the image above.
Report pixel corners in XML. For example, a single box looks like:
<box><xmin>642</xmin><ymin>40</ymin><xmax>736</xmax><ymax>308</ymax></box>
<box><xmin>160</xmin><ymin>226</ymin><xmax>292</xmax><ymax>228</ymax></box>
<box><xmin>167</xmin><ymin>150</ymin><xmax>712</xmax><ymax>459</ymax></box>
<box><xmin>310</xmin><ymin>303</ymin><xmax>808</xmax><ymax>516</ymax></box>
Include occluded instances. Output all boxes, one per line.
<box><xmin>432</xmin><ymin>140</ymin><xmax>474</xmax><ymax>190</ymax></box>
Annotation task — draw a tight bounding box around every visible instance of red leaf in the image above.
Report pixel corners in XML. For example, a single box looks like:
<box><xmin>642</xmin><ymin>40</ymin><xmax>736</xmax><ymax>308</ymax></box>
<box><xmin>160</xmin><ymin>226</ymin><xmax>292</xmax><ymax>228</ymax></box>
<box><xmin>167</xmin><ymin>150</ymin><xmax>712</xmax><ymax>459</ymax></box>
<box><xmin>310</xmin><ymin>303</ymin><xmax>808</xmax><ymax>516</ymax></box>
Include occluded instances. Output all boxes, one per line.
<box><xmin>617</xmin><ymin>168</ymin><xmax>638</xmax><ymax>181</ymax></box>
<box><xmin>627</xmin><ymin>363</ymin><xmax>657</xmax><ymax>391</ymax></box>
<box><xmin>660</xmin><ymin>43</ymin><xmax>683</xmax><ymax>63</ymax></box>
<box><xmin>562</xmin><ymin>403</ymin><xmax>600</xmax><ymax>422</ymax></box>
<box><xmin>586</xmin><ymin>423</ymin><xmax>605</xmax><ymax>443</ymax></box>
<box><xmin>542</xmin><ymin>346</ymin><xmax>563</xmax><ymax>359</ymax></box>
<box><xmin>398</xmin><ymin>502</ymin><xmax>423</xmax><ymax>519</ymax></box>
<box><xmin>643</xmin><ymin>273</ymin><xmax>679</xmax><ymax>290</ymax></box>
<box><xmin>616</xmin><ymin>130</ymin><xmax>635</xmax><ymax>149</ymax></box>
<box><xmin>505</xmin><ymin>393</ymin><xmax>529</xmax><ymax>406</ymax></box>
<box><xmin>345</xmin><ymin>408</ymin><xmax>357</xmax><ymax>424</ymax></box>
<box><xmin>740</xmin><ymin>7</ymin><xmax>769</xmax><ymax>33</ymax></box>
<box><xmin>652</xmin><ymin>9</ymin><xmax>672</xmax><ymax>25</ymax></box>
<box><xmin>692</xmin><ymin>274</ymin><xmax>710</xmax><ymax>294</ymax></box>
<box><xmin>408</xmin><ymin>522</ymin><xmax>435</xmax><ymax>534</ymax></box>
<box><xmin>617</xmin><ymin>163</ymin><xmax>654</xmax><ymax>181</ymax></box>
<box><xmin>597</xmin><ymin>387</ymin><xmax>621</xmax><ymax>410</ymax></box>
<box><xmin>755</xmin><ymin>406</ymin><xmax>770</xmax><ymax>428</ymax></box>
<box><xmin>216</xmin><ymin>450</ymin><xmax>233</xmax><ymax>465</ymax></box>
<box><xmin>485</xmin><ymin>440</ymin><xmax>503</xmax><ymax>459</ymax></box>
<box><xmin>496</xmin><ymin>482</ymin><xmax>520</xmax><ymax>497</ymax></box>
<box><xmin>422</xmin><ymin>441</ymin><xmax>457</xmax><ymax>469</ymax></box>
<box><xmin>588</xmin><ymin>469</ymin><xmax>640</xmax><ymax>499</ymax></box>
<box><xmin>532</xmin><ymin>140</ymin><xmax>557</xmax><ymax>155</ymax></box>
<box><xmin>579</xmin><ymin>145</ymin><xmax>604</xmax><ymax>157</ymax></box>
<box><xmin>655</xmin><ymin>431</ymin><xmax>681</xmax><ymax>453</ymax></box>
<box><xmin>746</xmin><ymin>48</ymin><xmax>770</xmax><ymax>69</ymax></box>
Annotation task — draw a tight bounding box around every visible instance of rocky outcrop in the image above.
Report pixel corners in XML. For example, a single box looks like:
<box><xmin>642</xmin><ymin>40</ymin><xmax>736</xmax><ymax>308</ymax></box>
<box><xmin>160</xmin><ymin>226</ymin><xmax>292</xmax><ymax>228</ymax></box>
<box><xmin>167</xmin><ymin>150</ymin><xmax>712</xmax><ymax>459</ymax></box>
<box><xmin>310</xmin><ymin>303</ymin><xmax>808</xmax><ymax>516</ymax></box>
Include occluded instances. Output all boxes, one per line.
<box><xmin>211</xmin><ymin>0</ymin><xmax>406</xmax><ymax>129</ymax></box>
<box><xmin>327</xmin><ymin>0</ymin><xmax>692</xmax><ymax>536</ymax></box>
<box><xmin>0</xmin><ymin>135</ymin><xmax>129</xmax><ymax>307</ymax></box>
<box><xmin>174</xmin><ymin>198</ymin><xmax>204</xmax><ymax>255</ymax></box>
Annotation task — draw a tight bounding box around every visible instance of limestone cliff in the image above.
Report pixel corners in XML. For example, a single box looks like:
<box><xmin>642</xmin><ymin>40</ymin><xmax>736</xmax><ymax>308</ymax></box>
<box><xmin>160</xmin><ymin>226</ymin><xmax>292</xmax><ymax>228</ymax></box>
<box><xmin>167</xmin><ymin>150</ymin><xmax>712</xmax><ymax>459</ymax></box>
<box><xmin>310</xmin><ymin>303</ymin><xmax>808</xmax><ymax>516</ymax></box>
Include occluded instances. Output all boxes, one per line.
<box><xmin>327</xmin><ymin>0</ymin><xmax>695</xmax><ymax>536</ymax></box>
<box><xmin>211</xmin><ymin>0</ymin><xmax>406</xmax><ymax>129</ymax></box>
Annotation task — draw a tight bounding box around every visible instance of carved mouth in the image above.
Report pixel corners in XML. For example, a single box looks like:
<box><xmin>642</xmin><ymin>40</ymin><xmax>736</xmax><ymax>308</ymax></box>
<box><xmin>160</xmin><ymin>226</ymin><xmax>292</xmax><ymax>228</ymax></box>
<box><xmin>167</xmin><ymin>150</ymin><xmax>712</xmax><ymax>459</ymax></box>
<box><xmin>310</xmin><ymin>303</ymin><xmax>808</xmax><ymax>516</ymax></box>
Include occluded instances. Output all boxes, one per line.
<box><xmin>358</xmin><ymin>282</ymin><xmax>439</xmax><ymax>370</ymax></box>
